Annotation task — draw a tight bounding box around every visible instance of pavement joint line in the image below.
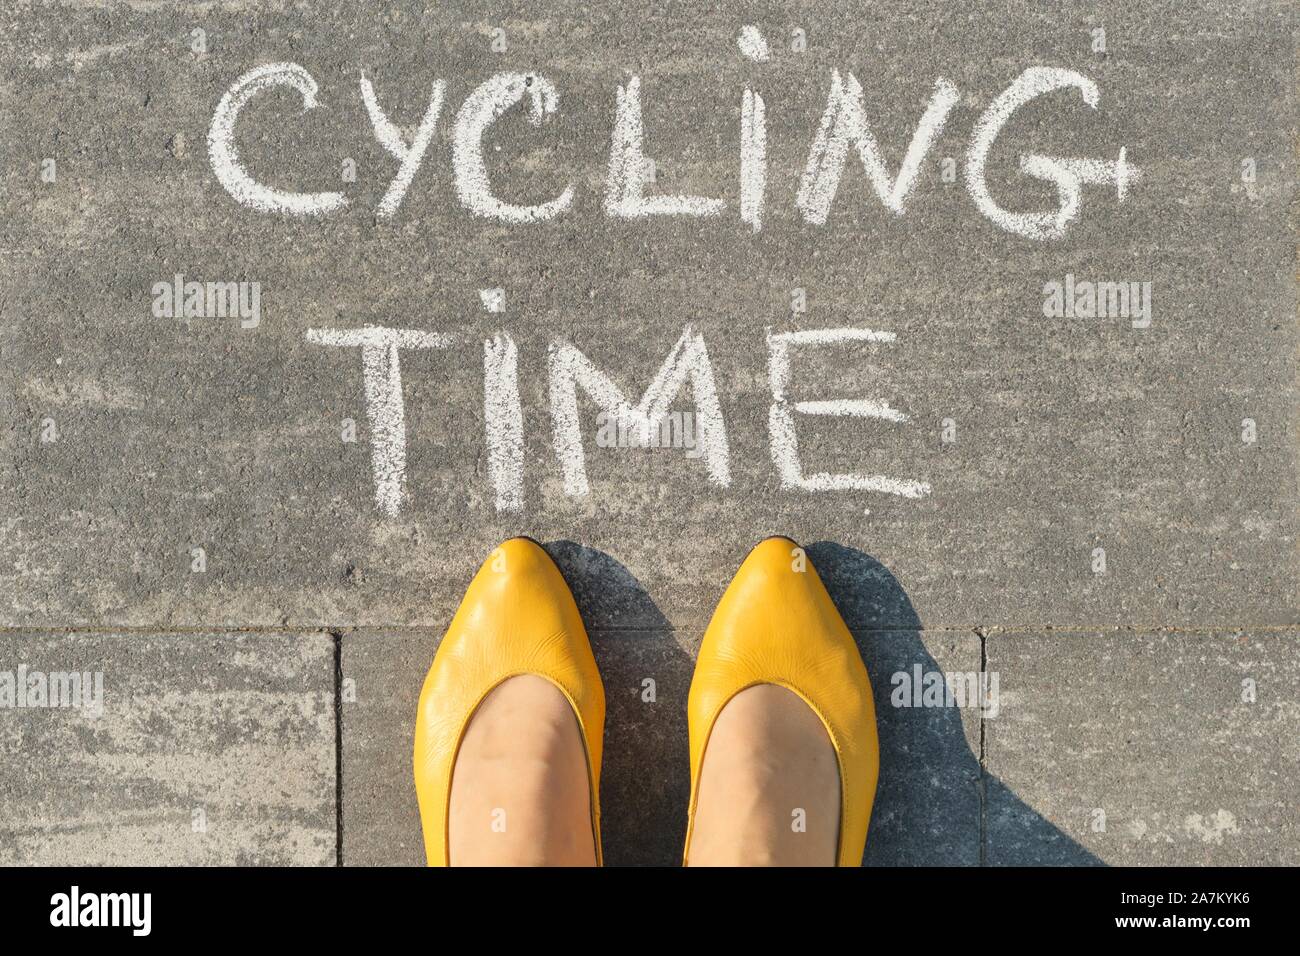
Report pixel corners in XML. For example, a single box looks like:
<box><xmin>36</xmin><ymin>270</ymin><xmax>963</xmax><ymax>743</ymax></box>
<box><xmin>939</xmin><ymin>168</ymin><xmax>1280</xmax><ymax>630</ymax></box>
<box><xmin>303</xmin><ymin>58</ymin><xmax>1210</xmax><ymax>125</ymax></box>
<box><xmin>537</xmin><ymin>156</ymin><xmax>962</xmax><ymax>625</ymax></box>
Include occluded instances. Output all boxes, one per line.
<box><xmin>331</xmin><ymin>629</ymin><xmax>345</xmax><ymax>867</ymax></box>
<box><xmin>0</xmin><ymin>624</ymin><xmax>1293</xmax><ymax>635</ymax></box>
<box><xmin>977</xmin><ymin>628</ymin><xmax>989</xmax><ymax>868</ymax></box>
<box><xmin>0</xmin><ymin>1</ymin><xmax>1292</xmax><ymax>870</ymax></box>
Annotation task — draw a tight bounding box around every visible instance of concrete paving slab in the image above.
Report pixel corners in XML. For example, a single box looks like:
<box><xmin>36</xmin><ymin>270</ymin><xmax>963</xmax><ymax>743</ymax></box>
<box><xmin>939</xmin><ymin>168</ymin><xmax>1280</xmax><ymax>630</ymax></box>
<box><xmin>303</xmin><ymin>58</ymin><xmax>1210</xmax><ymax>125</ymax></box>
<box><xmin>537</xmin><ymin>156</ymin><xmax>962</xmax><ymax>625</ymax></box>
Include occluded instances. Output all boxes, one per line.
<box><xmin>0</xmin><ymin>0</ymin><xmax>1295</xmax><ymax>871</ymax></box>
<box><xmin>0</xmin><ymin>0</ymin><xmax>1293</xmax><ymax>633</ymax></box>
<box><xmin>984</xmin><ymin>630</ymin><xmax>1300</xmax><ymax>865</ymax></box>
<box><xmin>0</xmin><ymin>631</ymin><xmax>336</xmax><ymax>866</ymax></box>
<box><xmin>341</xmin><ymin>623</ymin><xmax>985</xmax><ymax>866</ymax></box>
<box><xmin>338</xmin><ymin>630</ymin><xmax>427</xmax><ymax>867</ymax></box>
<box><xmin>341</xmin><ymin>627</ymin><xmax>700</xmax><ymax>867</ymax></box>
<box><xmin>862</xmin><ymin>631</ymin><xmax>983</xmax><ymax>866</ymax></box>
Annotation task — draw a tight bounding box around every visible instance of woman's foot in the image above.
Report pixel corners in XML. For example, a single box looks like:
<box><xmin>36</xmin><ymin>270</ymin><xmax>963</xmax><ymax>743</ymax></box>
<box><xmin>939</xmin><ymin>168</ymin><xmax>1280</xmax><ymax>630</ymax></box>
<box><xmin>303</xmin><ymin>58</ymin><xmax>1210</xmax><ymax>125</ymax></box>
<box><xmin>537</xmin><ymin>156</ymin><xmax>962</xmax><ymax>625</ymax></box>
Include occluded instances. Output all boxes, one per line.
<box><xmin>448</xmin><ymin>675</ymin><xmax>597</xmax><ymax>866</ymax></box>
<box><xmin>687</xmin><ymin>684</ymin><xmax>840</xmax><ymax>866</ymax></box>
<box><xmin>685</xmin><ymin>537</ymin><xmax>878</xmax><ymax>866</ymax></box>
<box><xmin>414</xmin><ymin>537</ymin><xmax>606</xmax><ymax>866</ymax></box>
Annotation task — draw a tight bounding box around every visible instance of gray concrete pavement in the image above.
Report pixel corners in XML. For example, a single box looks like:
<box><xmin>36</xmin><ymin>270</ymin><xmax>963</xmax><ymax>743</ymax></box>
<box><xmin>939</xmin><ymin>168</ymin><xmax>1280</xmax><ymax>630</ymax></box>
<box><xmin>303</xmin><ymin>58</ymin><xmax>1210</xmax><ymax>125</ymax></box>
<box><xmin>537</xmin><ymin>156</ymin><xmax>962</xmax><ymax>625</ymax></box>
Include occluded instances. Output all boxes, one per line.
<box><xmin>341</xmin><ymin>625</ymin><xmax>985</xmax><ymax>866</ymax></box>
<box><xmin>0</xmin><ymin>0</ymin><xmax>1295</xmax><ymax>864</ymax></box>
<box><xmin>985</xmin><ymin>630</ymin><xmax>1300</xmax><ymax>866</ymax></box>
<box><xmin>0</xmin><ymin>632</ymin><xmax>335</xmax><ymax>865</ymax></box>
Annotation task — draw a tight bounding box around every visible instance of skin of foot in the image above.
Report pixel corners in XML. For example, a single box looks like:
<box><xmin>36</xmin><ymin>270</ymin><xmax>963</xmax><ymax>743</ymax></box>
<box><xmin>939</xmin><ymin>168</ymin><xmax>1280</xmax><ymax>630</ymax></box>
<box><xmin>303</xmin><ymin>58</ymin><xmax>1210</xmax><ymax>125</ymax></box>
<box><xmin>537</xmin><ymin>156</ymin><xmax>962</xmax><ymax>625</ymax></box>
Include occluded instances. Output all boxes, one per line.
<box><xmin>448</xmin><ymin>674</ymin><xmax>597</xmax><ymax>866</ymax></box>
<box><xmin>688</xmin><ymin>684</ymin><xmax>841</xmax><ymax>866</ymax></box>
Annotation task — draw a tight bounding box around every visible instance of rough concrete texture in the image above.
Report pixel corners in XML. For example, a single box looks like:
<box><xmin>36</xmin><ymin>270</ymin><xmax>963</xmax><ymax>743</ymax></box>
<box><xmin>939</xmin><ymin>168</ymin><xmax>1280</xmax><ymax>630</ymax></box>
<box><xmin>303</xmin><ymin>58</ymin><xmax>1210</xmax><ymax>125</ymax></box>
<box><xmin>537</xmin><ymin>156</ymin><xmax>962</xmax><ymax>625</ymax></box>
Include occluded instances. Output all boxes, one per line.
<box><xmin>0</xmin><ymin>0</ymin><xmax>1294</xmax><ymax>630</ymax></box>
<box><xmin>0</xmin><ymin>0</ymin><xmax>1295</xmax><ymax>865</ymax></box>
<box><xmin>985</xmin><ymin>631</ymin><xmax>1300</xmax><ymax>866</ymax></box>
<box><xmin>342</xmin><ymin>624</ymin><xmax>982</xmax><ymax>866</ymax></box>
<box><xmin>0</xmin><ymin>632</ymin><xmax>336</xmax><ymax>865</ymax></box>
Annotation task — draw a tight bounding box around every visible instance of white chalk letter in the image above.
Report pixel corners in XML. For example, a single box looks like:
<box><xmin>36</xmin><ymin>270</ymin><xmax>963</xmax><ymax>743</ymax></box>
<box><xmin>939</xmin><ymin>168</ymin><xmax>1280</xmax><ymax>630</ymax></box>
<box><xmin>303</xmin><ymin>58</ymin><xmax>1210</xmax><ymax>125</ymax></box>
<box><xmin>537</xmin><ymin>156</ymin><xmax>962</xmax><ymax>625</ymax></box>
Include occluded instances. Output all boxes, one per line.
<box><xmin>305</xmin><ymin>325</ymin><xmax>451</xmax><ymax>516</ymax></box>
<box><xmin>484</xmin><ymin>333</ymin><xmax>524</xmax><ymax>512</ymax></box>
<box><xmin>766</xmin><ymin>328</ymin><xmax>930</xmax><ymax>497</ymax></box>
<box><xmin>741</xmin><ymin>88</ymin><xmax>767</xmax><ymax>232</ymax></box>
<box><xmin>361</xmin><ymin>74</ymin><xmax>447</xmax><ymax>219</ymax></box>
<box><xmin>549</xmin><ymin>326</ymin><xmax>730</xmax><ymax>495</ymax></box>
<box><xmin>453</xmin><ymin>72</ymin><xmax>574</xmax><ymax>222</ymax></box>
<box><xmin>606</xmin><ymin>77</ymin><xmax>726</xmax><ymax>218</ymax></box>
<box><xmin>965</xmin><ymin>67</ymin><xmax>1140</xmax><ymax>240</ymax></box>
<box><xmin>208</xmin><ymin>63</ymin><xmax>347</xmax><ymax>216</ymax></box>
<box><xmin>797</xmin><ymin>71</ymin><xmax>959</xmax><ymax>223</ymax></box>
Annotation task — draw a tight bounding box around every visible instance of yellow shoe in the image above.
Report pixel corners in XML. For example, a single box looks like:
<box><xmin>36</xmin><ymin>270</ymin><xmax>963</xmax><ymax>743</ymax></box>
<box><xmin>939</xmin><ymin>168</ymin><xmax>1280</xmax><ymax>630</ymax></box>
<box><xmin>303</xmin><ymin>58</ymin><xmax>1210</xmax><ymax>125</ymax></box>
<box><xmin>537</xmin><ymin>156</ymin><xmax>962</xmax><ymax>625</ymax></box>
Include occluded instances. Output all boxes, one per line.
<box><xmin>414</xmin><ymin>537</ymin><xmax>605</xmax><ymax>866</ymax></box>
<box><xmin>684</xmin><ymin>536</ymin><xmax>879</xmax><ymax>866</ymax></box>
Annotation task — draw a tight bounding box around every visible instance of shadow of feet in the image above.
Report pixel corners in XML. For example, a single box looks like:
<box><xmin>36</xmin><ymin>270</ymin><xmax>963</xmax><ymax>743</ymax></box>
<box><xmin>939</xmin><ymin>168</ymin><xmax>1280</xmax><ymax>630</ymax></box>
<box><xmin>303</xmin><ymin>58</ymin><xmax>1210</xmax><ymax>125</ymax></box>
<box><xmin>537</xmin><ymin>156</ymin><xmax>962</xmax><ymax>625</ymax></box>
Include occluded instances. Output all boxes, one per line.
<box><xmin>545</xmin><ymin>540</ymin><xmax>689</xmax><ymax>866</ymax></box>
<box><xmin>808</xmin><ymin>542</ymin><xmax>1102</xmax><ymax>866</ymax></box>
<box><xmin>545</xmin><ymin>539</ymin><xmax>1102</xmax><ymax>866</ymax></box>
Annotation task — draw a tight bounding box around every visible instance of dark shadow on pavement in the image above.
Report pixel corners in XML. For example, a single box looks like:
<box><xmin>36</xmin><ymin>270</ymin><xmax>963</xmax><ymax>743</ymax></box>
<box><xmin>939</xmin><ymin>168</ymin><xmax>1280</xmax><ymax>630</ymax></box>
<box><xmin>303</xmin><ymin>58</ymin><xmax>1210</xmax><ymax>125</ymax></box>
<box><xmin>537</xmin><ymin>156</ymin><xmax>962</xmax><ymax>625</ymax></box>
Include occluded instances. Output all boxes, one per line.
<box><xmin>546</xmin><ymin>538</ymin><xmax>1102</xmax><ymax>866</ymax></box>
<box><xmin>808</xmin><ymin>541</ymin><xmax>1103</xmax><ymax>866</ymax></box>
<box><xmin>545</xmin><ymin>540</ymin><xmax>689</xmax><ymax>866</ymax></box>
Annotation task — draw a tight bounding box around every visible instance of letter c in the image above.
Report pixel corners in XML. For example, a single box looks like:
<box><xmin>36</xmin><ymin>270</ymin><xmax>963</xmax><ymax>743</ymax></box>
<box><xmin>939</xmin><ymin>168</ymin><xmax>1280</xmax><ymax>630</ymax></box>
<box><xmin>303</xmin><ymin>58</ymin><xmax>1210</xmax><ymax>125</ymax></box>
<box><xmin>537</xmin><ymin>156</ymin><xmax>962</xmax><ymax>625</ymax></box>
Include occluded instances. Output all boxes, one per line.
<box><xmin>207</xmin><ymin>62</ymin><xmax>347</xmax><ymax>216</ymax></box>
<box><xmin>452</xmin><ymin>72</ymin><xmax>574</xmax><ymax>223</ymax></box>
